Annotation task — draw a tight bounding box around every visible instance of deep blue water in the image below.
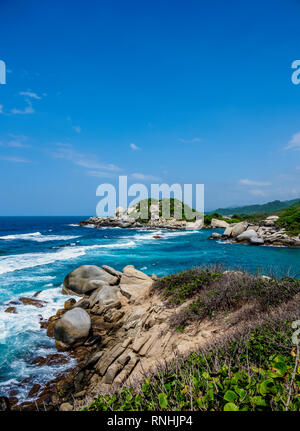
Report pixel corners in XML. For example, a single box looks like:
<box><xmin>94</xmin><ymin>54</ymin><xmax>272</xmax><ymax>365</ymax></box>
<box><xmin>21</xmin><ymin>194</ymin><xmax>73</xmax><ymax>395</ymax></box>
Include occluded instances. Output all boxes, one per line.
<box><xmin>0</xmin><ymin>216</ymin><xmax>299</xmax><ymax>402</ymax></box>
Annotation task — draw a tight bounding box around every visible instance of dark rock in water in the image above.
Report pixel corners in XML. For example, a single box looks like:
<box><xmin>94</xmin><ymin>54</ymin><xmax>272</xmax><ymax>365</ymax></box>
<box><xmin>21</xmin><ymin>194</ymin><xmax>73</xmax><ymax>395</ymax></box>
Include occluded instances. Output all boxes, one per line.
<box><xmin>31</xmin><ymin>353</ymin><xmax>68</xmax><ymax>367</ymax></box>
<box><xmin>5</xmin><ymin>306</ymin><xmax>17</xmax><ymax>314</ymax></box>
<box><xmin>28</xmin><ymin>384</ymin><xmax>41</xmax><ymax>398</ymax></box>
<box><xmin>0</xmin><ymin>397</ymin><xmax>10</xmax><ymax>411</ymax></box>
<box><xmin>8</xmin><ymin>397</ymin><xmax>18</xmax><ymax>406</ymax></box>
<box><xmin>33</xmin><ymin>290</ymin><xmax>42</xmax><ymax>297</ymax></box>
<box><xmin>19</xmin><ymin>297</ymin><xmax>46</xmax><ymax>308</ymax></box>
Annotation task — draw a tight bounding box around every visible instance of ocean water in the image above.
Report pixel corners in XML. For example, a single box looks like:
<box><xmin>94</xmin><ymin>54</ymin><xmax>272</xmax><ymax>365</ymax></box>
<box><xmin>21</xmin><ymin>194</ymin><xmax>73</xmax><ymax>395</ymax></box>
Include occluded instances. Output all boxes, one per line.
<box><xmin>0</xmin><ymin>216</ymin><xmax>299</xmax><ymax>403</ymax></box>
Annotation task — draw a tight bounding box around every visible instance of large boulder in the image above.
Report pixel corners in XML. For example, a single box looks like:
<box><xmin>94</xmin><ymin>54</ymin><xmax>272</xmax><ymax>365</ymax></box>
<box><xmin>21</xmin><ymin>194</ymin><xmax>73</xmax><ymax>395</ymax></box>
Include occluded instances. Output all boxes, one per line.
<box><xmin>186</xmin><ymin>219</ymin><xmax>204</xmax><ymax>230</ymax></box>
<box><xmin>62</xmin><ymin>265</ymin><xmax>118</xmax><ymax>296</ymax></box>
<box><xmin>89</xmin><ymin>285</ymin><xmax>121</xmax><ymax>308</ymax></box>
<box><xmin>210</xmin><ymin>218</ymin><xmax>229</xmax><ymax>228</ymax></box>
<box><xmin>54</xmin><ymin>308</ymin><xmax>91</xmax><ymax>350</ymax></box>
<box><xmin>121</xmin><ymin>265</ymin><xmax>152</xmax><ymax>285</ymax></box>
<box><xmin>236</xmin><ymin>229</ymin><xmax>259</xmax><ymax>242</ymax></box>
<box><xmin>231</xmin><ymin>222</ymin><xmax>248</xmax><ymax>237</ymax></box>
<box><xmin>223</xmin><ymin>225</ymin><xmax>234</xmax><ymax>236</ymax></box>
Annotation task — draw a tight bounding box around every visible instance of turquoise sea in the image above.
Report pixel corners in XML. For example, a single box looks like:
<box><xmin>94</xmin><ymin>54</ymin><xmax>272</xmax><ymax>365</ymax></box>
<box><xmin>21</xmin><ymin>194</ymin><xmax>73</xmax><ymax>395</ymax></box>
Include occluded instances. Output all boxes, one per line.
<box><xmin>0</xmin><ymin>216</ymin><xmax>299</xmax><ymax>402</ymax></box>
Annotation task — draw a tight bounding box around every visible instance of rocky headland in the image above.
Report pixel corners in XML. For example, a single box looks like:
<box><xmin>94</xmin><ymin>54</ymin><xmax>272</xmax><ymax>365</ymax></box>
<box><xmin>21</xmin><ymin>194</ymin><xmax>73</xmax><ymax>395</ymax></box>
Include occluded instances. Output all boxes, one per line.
<box><xmin>80</xmin><ymin>200</ymin><xmax>203</xmax><ymax>231</ymax></box>
<box><xmin>208</xmin><ymin>215</ymin><xmax>300</xmax><ymax>248</ymax></box>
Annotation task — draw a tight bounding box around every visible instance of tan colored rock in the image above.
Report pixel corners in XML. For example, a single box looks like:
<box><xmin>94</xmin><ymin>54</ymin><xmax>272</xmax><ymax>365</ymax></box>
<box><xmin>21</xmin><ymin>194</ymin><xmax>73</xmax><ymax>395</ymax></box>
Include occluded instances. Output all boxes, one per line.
<box><xmin>59</xmin><ymin>402</ymin><xmax>73</xmax><ymax>411</ymax></box>
<box><xmin>121</xmin><ymin>265</ymin><xmax>152</xmax><ymax>285</ymax></box>
<box><xmin>119</xmin><ymin>283</ymin><xmax>151</xmax><ymax>303</ymax></box>
<box><xmin>231</xmin><ymin>222</ymin><xmax>248</xmax><ymax>237</ymax></box>
<box><xmin>211</xmin><ymin>218</ymin><xmax>229</xmax><ymax>228</ymax></box>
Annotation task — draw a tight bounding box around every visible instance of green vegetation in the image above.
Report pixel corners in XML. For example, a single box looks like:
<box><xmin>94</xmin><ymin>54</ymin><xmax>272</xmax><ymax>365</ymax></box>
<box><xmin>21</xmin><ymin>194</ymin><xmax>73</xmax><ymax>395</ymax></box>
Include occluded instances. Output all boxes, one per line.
<box><xmin>210</xmin><ymin>198</ymin><xmax>300</xmax><ymax>216</ymax></box>
<box><xmin>86</xmin><ymin>267</ymin><xmax>300</xmax><ymax>411</ymax></box>
<box><xmin>153</xmin><ymin>267</ymin><xmax>300</xmax><ymax>330</ymax></box>
<box><xmin>275</xmin><ymin>202</ymin><xmax>300</xmax><ymax>236</ymax></box>
<box><xmin>134</xmin><ymin>198</ymin><xmax>202</xmax><ymax>221</ymax></box>
<box><xmin>86</xmin><ymin>322</ymin><xmax>300</xmax><ymax>411</ymax></box>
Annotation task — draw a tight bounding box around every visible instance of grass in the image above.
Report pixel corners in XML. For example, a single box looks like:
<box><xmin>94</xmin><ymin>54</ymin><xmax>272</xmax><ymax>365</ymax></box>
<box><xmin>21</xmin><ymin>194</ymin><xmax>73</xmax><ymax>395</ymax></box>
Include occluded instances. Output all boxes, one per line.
<box><xmin>85</xmin><ymin>267</ymin><xmax>300</xmax><ymax>412</ymax></box>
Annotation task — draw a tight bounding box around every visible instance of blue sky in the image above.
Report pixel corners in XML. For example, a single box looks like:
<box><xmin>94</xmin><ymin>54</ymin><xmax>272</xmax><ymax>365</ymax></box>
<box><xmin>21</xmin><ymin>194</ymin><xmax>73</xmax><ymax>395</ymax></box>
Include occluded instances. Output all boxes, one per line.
<box><xmin>0</xmin><ymin>0</ymin><xmax>300</xmax><ymax>215</ymax></box>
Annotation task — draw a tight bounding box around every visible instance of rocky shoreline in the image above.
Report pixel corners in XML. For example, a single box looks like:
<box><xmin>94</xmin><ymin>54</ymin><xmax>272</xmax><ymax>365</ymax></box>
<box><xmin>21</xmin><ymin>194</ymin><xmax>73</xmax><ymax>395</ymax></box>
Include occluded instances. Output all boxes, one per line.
<box><xmin>8</xmin><ymin>263</ymin><xmax>232</xmax><ymax>411</ymax></box>
<box><xmin>208</xmin><ymin>216</ymin><xmax>300</xmax><ymax>248</ymax></box>
<box><xmin>79</xmin><ymin>203</ymin><xmax>203</xmax><ymax>231</ymax></box>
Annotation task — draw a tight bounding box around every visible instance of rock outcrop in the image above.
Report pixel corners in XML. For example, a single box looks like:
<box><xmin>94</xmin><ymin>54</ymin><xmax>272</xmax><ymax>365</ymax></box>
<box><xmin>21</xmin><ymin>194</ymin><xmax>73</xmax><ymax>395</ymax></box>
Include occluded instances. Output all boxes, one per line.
<box><xmin>79</xmin><ymin>201</ymin><xmax>203</xmax><ymax>231</ymax></box>
<box><xmin>23</xmin><ymin>263</ymin><xmax>226</xmax><ymax>411</ymax></box>
<box><xmin>209</xmin><ymin>217</ymin><xmax>300</xmax><ymax>248</ymax></box>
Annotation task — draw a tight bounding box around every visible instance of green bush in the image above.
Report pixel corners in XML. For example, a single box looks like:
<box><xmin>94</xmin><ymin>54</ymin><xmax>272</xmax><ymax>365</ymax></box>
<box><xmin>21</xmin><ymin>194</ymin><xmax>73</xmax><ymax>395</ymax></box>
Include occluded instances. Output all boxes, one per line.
<box><xmin>85</xmin><ymin>323</ymin><xmax>300</xmax><ymax>411</ymax></box>
<box><xmin>275</xmin><ymin>202</ymin><xmax>300</xmax><ymax>236</ymax></box>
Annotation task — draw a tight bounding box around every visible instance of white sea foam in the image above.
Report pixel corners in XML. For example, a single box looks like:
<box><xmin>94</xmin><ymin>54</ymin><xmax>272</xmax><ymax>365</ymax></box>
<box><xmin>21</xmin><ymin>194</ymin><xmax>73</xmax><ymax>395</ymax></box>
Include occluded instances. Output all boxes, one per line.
<box><xmin>0</xmin><ymin>240</ymin><xmax>136</xmax><ymax>275</ymax></box>
<box><xmin>0</xmin><ymin>232</ymin><xmax>79</xmax><ymax>242</ymax></box>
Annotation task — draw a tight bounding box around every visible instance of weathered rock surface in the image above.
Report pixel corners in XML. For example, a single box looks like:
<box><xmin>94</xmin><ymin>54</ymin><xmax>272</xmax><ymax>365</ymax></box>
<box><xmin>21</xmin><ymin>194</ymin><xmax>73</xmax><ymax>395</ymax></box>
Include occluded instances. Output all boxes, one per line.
<box><xmin>210</xmin><ymin>218</ymin><xmax>229</xmax><ymax>228</ymax></box>
<box><xmin>62</xmin><ymin>265</ymin><xmax>118</xmax><ymax>296</ymax></box>
<box><xmin>54</xmin><ymin>308</ymin><xmax>91</xmax><ymax>350</ymax></box>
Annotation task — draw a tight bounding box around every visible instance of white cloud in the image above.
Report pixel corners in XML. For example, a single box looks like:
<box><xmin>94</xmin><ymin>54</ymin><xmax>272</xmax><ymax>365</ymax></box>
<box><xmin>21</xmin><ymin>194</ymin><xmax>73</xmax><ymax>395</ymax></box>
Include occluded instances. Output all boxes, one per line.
<box><xmin>11</xmin><ymin>100</ymin><xmax>35</xmax><ymax>115</ymax></box>
<box><xmin>53</xmin><ymin>144</ymin><xmax>121</xmax><ymax>173</ymax></box>
<box><xmin>285</xmin><ymin>132</ymin><xmax>300</xmax><ymax>150</ymax></box>
<box><xmin>0</xmin><ymin>156</ymin><xmax>30</xmax><ymax>163</ymax></box>
<box><xmin>178</xmin><ymin>137</ymin><xmax>202</xmax><ymax>144</ymax></box>
<box><xmin>86</xmin><ymin>170</ymin><xmax>117</xmax><ymax>178</ymax></box>
<box><xmin>239</xmin><ymin>179</ymin><xmax>272</xmax><ymax>186</ymax></box>
<box><xmin>19</xmin><ymin>90</ymin><xmax>42</xmax><ymax>100</ymax></box>
<box><xmin>249</xmin><ymin>189</ymin><xmax>266</xmax><ymax>197</ymax></box>
<box><xmin>72</xmin><ymin>126</ymin><xmax>81</xmax><ymax>134</ymax></box>
<box><xmin>130</xmin><ymin>142</ymin><xmax>140</xmax><ymax>150</ymax></box>
<box><xmin>131</xmin><ymin>173</ymin><xmax>160</xmax><ymax>181</ymax></box>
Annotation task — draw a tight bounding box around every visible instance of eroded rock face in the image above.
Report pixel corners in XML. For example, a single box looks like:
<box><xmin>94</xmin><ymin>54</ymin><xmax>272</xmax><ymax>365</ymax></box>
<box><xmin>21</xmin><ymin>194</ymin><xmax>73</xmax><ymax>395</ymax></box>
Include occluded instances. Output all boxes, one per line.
<box><xmin>211</xmin><ymin>218</ymin><xmax>229</xmax><ymax>228</ymax></box>
<box><xmin>236</xmin><ymin>229</ymin><xmax>259</xmax><ymax>242</ymax></box>
<box><xmin>54</xmin><ymin>308</ymin><xmax>91</xmax><ymax>350</ymax></box>
<box><xmin>121</xmin><ymin>265</ymin><xmax>152</xmax><ymax>285</ymax></box>
<box><xmin>231</xmin><ymin>222</ymin><xmax>248</xmax><ymax>237</ymax></box>
<box><xmin>62</xmin><ymin>265</ymin><xmax>118</xmax><ymax>296</ymax></box>
<box><xmin>89</xmin><ymin>285</ymin><xmax>121</xmax><ymax>309</ymax></box>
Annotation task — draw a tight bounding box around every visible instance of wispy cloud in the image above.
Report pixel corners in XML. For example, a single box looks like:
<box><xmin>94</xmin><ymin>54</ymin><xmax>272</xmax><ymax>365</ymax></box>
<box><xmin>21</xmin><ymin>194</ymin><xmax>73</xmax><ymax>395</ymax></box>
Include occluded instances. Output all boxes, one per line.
<box><xmin>239</xmin><ymin>179</ymin><xmax>272</xmax><ymax>186</ymax></box>
<box><xmin>11</xmin><ymin>100</ymin><xmax>35</xmax><ymax>115</ymax></box>
<box><xmin>131</xmin><ymin>173</ymin><xmax>160</xmax><ymax>181</ymax></box>
<box><xmin>53</xmin><ymin>143</ymin><xmax>121</xmax><ymax>173</ymax></box>
<box><xmin>178</xmin><ymin>137</ymin><xmax>202</xmax><ymax>144</ymax></box>
<box><xmin>0</xmin><ymin>156</ymin><xmax>31</xmax><ymax>163</ymax></box>
<box><xmin>86</xmin><ymin>170</ymin><xmax>117</xmax><ymax>179</ymax></box>
<box><xmin>285</xmin><ymin>131</ymin><xmax>300</xmax><ymax>150</ymax></box>
<box><xmin>130</xmin><ymin>142</ymin><xmax>140</xmax><ymax>150</ymax></box>
<box><xmin>19</xmin><ymin>90</ymin><xmax>43</xmax><ymax>100</ymax></box>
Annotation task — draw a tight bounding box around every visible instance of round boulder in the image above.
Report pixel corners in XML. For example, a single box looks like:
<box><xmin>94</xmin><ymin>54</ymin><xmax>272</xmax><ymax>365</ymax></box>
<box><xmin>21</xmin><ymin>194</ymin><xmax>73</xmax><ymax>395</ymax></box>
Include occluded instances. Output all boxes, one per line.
<box><xmin>54</xmin><ymin>308</ymin><xmax>91</xmax><ymax>350</ymax></box>
<box><xmin>62</xmin><ymin>265</ymin><xmax>118</xmax><ymax>296</ymax></box>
